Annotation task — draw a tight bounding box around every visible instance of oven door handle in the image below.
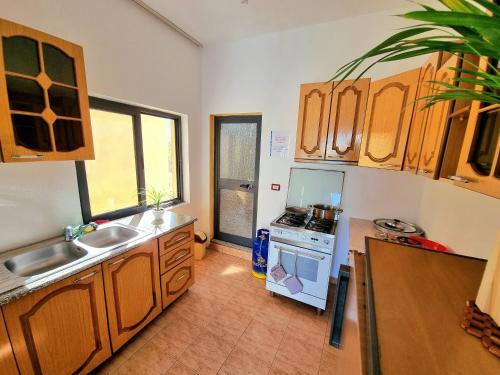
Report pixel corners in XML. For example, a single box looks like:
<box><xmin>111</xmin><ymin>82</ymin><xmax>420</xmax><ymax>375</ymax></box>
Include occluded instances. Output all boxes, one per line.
<box><xmin>275</xmin><ymin>246</ymin><xmax>325</xmax><ymax>261</ymax></box>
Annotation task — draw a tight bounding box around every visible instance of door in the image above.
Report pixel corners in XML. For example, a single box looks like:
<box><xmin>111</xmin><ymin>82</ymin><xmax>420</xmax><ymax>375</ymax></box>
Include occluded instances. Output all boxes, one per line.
<box><xmin>103</xmin><ymin>240</ymin><xmax>161</xmax><ymax>351</ymax></box>
<box><xmin>214</xmin><ymin>115</ymin><xmax>261</xmax><ymax>247</ymax></box>
<box><xmin>404</xmin><ymin>53</ymin><xmax>440</xmax><ymax>172</ymax></box>
<box><xmin>359</xmin><ymin>68</ymin><xmax>421</xmax><ymax>170</ymax></box>
<box><xmin>295</xmin><ymin>82</ymin><xmax>332</xmax><ymax>160</ymax></box>
<box><xmin>417</xmin><ymin>55</ymin><xmax>459</xmax><ymax>178</ymax></box>
<box><xmin>325</xmin><ymin>79</ymin><xmax>370</xmax><ymax>162</ymax></box>
<box><xmin>2</xmin><ymin>265</ymin><xmax>111</xmax><ymax>375</ymax></box>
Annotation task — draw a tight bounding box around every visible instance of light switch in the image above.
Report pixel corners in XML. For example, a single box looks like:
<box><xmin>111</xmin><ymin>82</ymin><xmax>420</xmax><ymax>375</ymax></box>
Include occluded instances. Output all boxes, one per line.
<box><xmin>271</xmin><ymin>184</ymin><xmax>280</xmax><ymax>191</ymax></box>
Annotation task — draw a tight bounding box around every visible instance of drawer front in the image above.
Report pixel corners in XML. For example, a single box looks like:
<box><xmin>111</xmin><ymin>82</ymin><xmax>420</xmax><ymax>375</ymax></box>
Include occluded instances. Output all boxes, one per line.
<box><xmin>160</xmin><ymin>241</ymin><xmax>194</xmax><ymax>274</ymax></box>
<box><xmin>161</xmin><ymin>257</ymin><xmax>194</xmax><ymax>309</ymax></box>
<box><xmin>158</xmin><ymin>224</ymin><xmax>194</xmax><ymax>256</ymax></box>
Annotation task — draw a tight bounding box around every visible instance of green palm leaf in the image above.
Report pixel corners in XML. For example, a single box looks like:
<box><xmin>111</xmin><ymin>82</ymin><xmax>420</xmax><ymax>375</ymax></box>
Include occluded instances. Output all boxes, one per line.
<box><xmin>331</xmin><ymin>0</ymin><xmax>500</xmax><ymax>107</ymax></box>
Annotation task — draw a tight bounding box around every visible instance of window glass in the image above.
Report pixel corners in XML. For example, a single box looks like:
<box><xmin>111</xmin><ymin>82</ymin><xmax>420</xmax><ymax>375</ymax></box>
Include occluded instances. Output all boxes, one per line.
<box><xmin>141</xmin><ymin>114</ymin><xmax>178</xmax><ymax>201</ymax></box>
<box><xmin>76</xmin><ymin>99</ymin><xmax>182</xmax><ymax>222</ymax></box>
<box><xmin>84</xmin><ymin>109</ymin><xmax>138</xmax><ymax>216</ymax></box>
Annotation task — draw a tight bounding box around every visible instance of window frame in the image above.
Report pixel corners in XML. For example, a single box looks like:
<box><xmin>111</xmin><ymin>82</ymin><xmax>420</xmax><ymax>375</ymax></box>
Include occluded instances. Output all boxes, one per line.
<box><xmin>75</xmin><ymin>96</ymin><xmax>183</xmax><ymax>223</ymax></box>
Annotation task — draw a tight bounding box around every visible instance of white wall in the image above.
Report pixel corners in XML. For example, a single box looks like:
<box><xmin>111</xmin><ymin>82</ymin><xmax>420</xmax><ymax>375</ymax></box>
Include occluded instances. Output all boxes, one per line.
<box><xmin>0</xmin><ymin>0</ymin><xmax>202</xmax><ymax>252</ymax></box>
<box><xmin>201</xmin><ymin>8</ymin><xmax>500</xmax><ymax>275</ymax></box>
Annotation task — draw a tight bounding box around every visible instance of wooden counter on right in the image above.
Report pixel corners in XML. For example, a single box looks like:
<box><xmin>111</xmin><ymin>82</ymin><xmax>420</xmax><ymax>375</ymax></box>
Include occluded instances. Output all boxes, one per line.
<box><xmin>364</xmin><ymin>237</ymin><xmax>499</xmax><ymax>375</ymax></box>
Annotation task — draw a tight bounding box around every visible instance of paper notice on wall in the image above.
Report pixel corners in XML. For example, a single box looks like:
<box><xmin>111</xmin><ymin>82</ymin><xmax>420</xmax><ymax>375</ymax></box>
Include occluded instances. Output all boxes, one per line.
<box><xmin>270</xmin><ymin>131</ymin><xmax>289</xmax><ymax>158</ymax></box>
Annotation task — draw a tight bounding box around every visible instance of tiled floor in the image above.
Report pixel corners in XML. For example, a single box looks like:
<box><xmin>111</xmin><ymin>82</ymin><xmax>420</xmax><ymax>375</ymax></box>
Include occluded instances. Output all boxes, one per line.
<box><xmin>94</xmin><ymin>248</ymin><xmax>337</xmax><ymax>375</ymax></box>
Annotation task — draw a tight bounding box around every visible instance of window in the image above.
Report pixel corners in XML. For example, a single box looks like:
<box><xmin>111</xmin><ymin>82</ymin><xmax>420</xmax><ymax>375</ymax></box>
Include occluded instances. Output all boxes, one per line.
<box><xmin>76</xmin><ymin>97</ymin><xmax>183</xmax><ymax>223</ymax></box>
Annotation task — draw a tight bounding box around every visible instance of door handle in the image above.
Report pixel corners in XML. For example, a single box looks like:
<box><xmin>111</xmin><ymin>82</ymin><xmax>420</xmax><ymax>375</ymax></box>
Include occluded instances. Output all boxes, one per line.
<box><xmin>239</xmin><ymin>183</ymin><xmax>254</xmax><ymax>190</ymax></box>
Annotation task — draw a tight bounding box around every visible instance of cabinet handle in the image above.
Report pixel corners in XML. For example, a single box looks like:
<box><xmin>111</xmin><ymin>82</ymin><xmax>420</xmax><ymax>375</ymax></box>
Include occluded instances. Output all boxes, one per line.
<box><xmin>306</xmin><ymin>154</ymin><xmax>322</xmax><ymax>158</ymax></box>
<box><xmin>418</xmin><ymin>169</ymin><xmax>432</xmax><ymax>174</ymax></box>
<box><xmin>109</xmin><ymin>256</ymin><xmax>127</xmax><ymax>266</ymax></box>
<box><xmin>73</xmin><ymin>271</ymin><xmax>98</xmax><ymax>284</ymax></box>
<box><xmin>379</xmin><ymin>163</ymin><xmax>401</xmax><ymax>168</ymax></box>
<box><xmin>168</xmin><ymin>234</ymin><xmax>188</xmax><ymax>247</ymax></box>
<box><xmin>448</xmin><ymin>175</ymin><xmax>471</xmax><ymax>183</ymax></box>
<box><xmin>11</xmin><ymin>154</ymin><xmax>46</xmax><ymax>159</ymax></box>
<box><xmin>174</xmin><ymin>251</ymin><xmax>188</xmax><ymax>261</ymax></box>
<box><xmin>177</xmin><ymin>273</ymin><xmax>187</xmax><ymax>282</ymax></box>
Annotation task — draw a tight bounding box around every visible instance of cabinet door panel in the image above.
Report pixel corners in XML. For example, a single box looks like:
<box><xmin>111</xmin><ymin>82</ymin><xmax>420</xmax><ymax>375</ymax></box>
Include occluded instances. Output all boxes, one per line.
<box><xmin>359</xmin><ymin>68</ymin><xmax>421</xmax><ymax>170</ymax></box>
<box><xmin>161</xmin><ymin>256</ymin><xmax>194</xmax><ymax>309</ymax></box>
<box><xmin>453</xmin><ymin>57</ymin><xmax>500</xmax><ymax>198</ymax></box>
<box><xmin>325</xmin><ymin>79</ymin><xmax>370</xmax><ymax>161</ymax></box>
<box><xmin>103</xmin><ymin>241</ymin><xmax>161</xmax><ymax>351</ymax></box>
<box><xmin>0</xmin><ymin>310</ymin><xmax>18</xmax><ymax>375</ymax></box>
<box><xmin>160</xmin><ymin>242</ymin><xmax>194</xmax><ymax>274</ymax></box>
<box><xmin>404</xmin><ymin>53</ymin><xmax>440</xmax><ymax>172</ymax></box>
<box><xmin>2</xmin><ymin>265</ymin><xmax>111</xmax><ymax>375</ymax></box>
<box><xmin>295</xmin><ymin>82</ymin><xmax>332</xmax><ymax>160</ymax></box>
<box><xmin>418</xmin><ymin>55</ymin><xmax>459</xmax><ymax>178</ymax></box>
<box><xmin>0</xmin><ymin>18</ymin><xmax>94</xmax><ymax>162</ymax></box>
<box><xmin>158</xmin><ymin>224</ymin><xmax>194</xmax><ymax>256</ymax></box>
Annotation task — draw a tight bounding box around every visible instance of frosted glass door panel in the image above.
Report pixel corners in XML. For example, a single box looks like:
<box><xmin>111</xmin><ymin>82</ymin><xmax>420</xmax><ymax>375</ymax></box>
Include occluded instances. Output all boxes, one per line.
<box><xmin>219</xmin><ymin>189</ymin><xmax>254</xmax><ymax>239</ymax></box>
<box><xmin>220</xmin><ymin>123</ymin><xmax>256</xmax><ymax>181</ymax></box>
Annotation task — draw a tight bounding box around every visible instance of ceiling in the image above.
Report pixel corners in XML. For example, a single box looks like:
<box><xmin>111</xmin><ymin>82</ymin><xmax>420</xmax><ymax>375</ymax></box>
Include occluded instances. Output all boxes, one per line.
<box><xmin>141</xmin><ymin>0</ymin><xmax>408</xmax><ymax>45</ymax></box>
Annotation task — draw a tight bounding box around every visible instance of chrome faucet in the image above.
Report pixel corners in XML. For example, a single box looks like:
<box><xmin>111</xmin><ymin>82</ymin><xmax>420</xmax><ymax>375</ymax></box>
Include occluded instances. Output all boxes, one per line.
<box><xmin>65</xmin><ymin>223</ymin><xmax>98</xmax><ymax>241</ymax></box>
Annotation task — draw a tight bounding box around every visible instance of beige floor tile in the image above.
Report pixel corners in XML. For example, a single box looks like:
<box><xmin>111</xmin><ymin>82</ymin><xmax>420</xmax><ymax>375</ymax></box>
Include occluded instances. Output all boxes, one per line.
<box><xmin>115</xmin><ymin>339</ymin><xmax>176</xmax><ymax>375</ymax></box>
<box><xmin>165</xmin><ymin>361</ymin><xmax>198</xmax><ymax>375</ymax></box>
<box><xmin>179</xmin><ymin>331</ymin><xmax>234</xmax><ymax>375</ymax></box>
<box><xmin>205</xmin><ymin>304</ymin><xmax>253</xmax><ymax>343</ymax></box>
<box><xmin>149</xmin><ymin>316</ymin><xmax>203</xmax><ymax>358</ymax></box>
<box><xmin>219</xmin><ymin>343</ymin><xmax>271</xmax><ymax>375</ymax></box>
<box><xmin>274</xmin><ymin>332</ymin><xmax>323</xmax><ymax>375</ymax></box>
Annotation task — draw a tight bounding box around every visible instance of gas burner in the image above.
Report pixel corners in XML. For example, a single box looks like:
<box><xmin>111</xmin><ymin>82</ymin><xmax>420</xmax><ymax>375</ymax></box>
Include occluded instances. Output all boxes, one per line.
<box><xmin>305</xmin><ymin>218</ymin><xmax>335</xmax><ymax>234</ymax></box>
<box><xmin>276</xmin><ymin>213</ymin><xmax>306</xmax><ymax>227</ymax></box>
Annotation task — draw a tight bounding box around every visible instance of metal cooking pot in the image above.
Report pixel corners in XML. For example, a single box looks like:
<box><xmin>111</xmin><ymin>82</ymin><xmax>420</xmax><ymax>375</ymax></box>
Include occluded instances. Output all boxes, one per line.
<box><xmin>312</xmin><ymin>204</ymin><xmax>341</xmax><ymax>220</ymax></box>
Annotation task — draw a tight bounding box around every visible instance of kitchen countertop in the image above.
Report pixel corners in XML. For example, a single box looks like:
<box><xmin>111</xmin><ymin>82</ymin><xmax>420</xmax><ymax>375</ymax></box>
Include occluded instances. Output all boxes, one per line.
<box><xmin>349</xmin><ymin>217</ymin><xmax>378</xmax><ymax>255</ymax></box>
<box><xmin>0</xmin><ymin>210</ymin><xmax>196</xmax><ymax>306</ymax></box>
<box><xmin>364</xmin><ymin>237</ymin><xmax>498</xmax><ymax>375</ymax></box>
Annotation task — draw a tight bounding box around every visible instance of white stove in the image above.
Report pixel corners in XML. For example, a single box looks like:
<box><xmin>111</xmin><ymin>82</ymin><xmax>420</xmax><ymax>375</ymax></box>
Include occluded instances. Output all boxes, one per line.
<box><xmin>265</xmin><ymin>168</ymin><xmax>344</xmax><ymax>312</ymax></box>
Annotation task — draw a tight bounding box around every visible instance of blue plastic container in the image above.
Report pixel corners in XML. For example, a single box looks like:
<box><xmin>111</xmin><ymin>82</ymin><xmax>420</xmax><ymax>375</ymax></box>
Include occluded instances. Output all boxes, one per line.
<box><xmin>252</xmin><ymin>228</ymin><xmax>269</xmax><ymax>279</ymax></box>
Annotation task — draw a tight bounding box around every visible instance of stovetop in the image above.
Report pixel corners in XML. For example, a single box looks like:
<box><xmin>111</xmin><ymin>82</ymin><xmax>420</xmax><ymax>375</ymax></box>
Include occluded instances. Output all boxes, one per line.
<box><xmin>274</xmin><ymin>212</ymin><xmax>337</xmax><ymax>234</ymax></box>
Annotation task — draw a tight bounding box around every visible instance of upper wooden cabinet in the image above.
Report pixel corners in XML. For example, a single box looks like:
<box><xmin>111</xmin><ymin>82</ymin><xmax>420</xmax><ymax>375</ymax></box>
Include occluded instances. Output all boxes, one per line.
<box><xmin>2</xmin><ymin>265</ymin><xmax>111</xmax><ymax>375</ymax></box>
<box><xmin>295</xmin><ymin>82</ymin><xmax>332</xmax><ymax>160</ymax></box>
<box><xmin>0</xmin><ymin>310</ymin><xmax>18</xmax><ymax>375</ymax></box>
<box><xmin>359</xmin><ymin>68</ymin><xmax>421</xmax><ymax>170</ymax></box>
<box><xmin>417</xmin><ymin>55</ymin><xmax>459</xmax><ymax>178</ymax></box>
<box><xmin>325</xmin><ymin>79</ymin><xmax>370</xmax><ymax>162</ymax></box>
<box><xmin>404</xmin><ymin>54</ymin><xmax>440</xmax><ymax>172</ymax></box>
<box><xmin>295</xmin><ymin>79</ymin><xmax>370</xmax><ymax>162</ymax></box>
<box><xmin>454</xmin><ymin>100</ymin><xmax>500</xmax><ymax>198</ymax></box>
<box><xmin>103</xmin><ymin>240</ymin><xmax>162</xmax><ymax>352</ymax></box>
<box><xmin>0</xmin><ymin>18</ymin><xmax>94</xmax><ymax>162</ymax></box>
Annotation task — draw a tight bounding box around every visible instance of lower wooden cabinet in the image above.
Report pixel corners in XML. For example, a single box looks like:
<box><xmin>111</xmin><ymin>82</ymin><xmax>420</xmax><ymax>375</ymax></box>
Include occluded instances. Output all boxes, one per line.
<box><xmin>2</xmin><ymin>265</ymin><xmax>111</xmax><ymax>375</ymax></box>
<box><xmin>160</xmin><ymin>242</ymin><xmax>194</xmax><ymax>274</ymax></box>
<box><xmin>0</xmin><ymin>310</ymin><xmax>18</xmax><ymax>375</ymax></box>
<box><xmin>161</xmin><ymin>257</ymin><xmax>195</xmax><ymax>309</ymax></box>
<box><xmin>359</xmin><ymin>68</ymin><xmax>421</xmax><ymax>170</ymax></box>
<box><xmin>103</xmin><ymin>241</ymin><xmax>162</xmax><ymax>351</ymax></box>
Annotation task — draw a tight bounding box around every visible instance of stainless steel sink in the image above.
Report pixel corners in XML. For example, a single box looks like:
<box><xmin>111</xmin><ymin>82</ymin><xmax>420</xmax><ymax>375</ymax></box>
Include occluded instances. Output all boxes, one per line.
<box><xmin>4</xmin><ymin>242</ymin><xmax>88</xmax><ymax>278</ymax></box>
<box><xmin>75</xmin><ymin>224</ymin><xmax>145</xmax><ymax>250</ymax></box>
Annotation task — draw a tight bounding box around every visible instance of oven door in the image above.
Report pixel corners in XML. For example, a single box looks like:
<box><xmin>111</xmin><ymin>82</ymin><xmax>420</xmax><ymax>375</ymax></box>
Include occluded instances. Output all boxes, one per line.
<box><xmin>267</xmin><ymin>241</ymin><xmax>332</xmax><ymax>299</ymax></box>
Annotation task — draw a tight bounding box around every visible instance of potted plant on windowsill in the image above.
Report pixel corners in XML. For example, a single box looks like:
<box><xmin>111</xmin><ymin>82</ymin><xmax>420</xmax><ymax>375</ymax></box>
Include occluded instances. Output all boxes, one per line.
<box><xmin>140</xmin><ymin>188</ymin><xmax>172</xmax><ymax>223</ymax></box>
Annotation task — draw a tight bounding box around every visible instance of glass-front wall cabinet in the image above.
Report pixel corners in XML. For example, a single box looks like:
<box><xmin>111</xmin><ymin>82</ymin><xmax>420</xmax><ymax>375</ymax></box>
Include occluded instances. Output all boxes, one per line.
<box><xmin>454</xmin><ymin>59</ymin><xmax>500</xmax><ymax>198</ymax></box>
<box><xmin>0</xmin><ymin>18</ymin><xmax>93</xmax><ymax>162</ymax></box>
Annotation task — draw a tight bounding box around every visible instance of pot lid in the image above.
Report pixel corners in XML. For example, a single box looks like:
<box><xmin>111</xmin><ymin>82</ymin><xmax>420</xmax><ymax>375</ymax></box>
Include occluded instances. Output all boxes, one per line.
<box><xmin>373</xmin><ymin>218</ymin><xmax>425</xmax><ymax>236</ymax></box>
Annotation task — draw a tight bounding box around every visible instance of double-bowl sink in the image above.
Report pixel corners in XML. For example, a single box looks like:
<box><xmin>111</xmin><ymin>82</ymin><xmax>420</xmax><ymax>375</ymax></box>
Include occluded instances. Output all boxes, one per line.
<box><xmin>2</xmin><ymin>223</ymin><xmax>148</xmax><ymax>281</ymax></box>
